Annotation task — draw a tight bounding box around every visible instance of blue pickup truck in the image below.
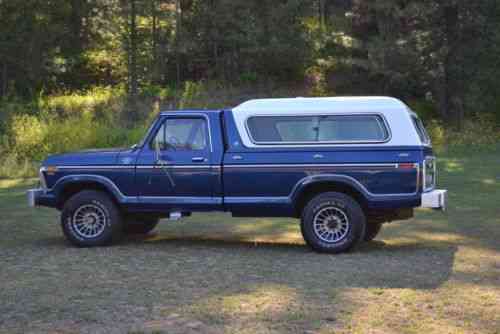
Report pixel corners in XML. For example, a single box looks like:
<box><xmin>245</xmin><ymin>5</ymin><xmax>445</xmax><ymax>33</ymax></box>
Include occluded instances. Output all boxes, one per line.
<box><xmin>28</xmin><ymin>97</ymin><xmax>446</xmax><ymax>253</ymax></box>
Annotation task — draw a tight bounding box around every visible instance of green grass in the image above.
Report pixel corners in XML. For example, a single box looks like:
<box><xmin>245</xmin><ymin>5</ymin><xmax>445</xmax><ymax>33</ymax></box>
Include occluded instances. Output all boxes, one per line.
<box><xmin>0</xmin><ymin>148</ymin><xmax>499</xmax><ymax>333</ymax></box>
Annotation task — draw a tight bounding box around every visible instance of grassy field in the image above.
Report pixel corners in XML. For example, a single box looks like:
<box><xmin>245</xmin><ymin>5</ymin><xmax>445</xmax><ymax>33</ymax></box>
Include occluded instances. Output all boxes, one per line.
<box><xmin>0</xmin><ymin>149</ymin><xmax>499</xmax><ymax>334</ymax></box>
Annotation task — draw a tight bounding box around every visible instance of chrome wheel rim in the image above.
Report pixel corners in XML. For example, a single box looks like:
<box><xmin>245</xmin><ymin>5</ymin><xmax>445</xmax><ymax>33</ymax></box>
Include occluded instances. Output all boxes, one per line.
<box><xmin>72</xmin><ymin>204</ymin><xmax>107</xmax><ymax>239</ymax></box>
<box><xmin>313</xmin><ymin>206</ymin><xmax>350</xmax><ymax>243</ymax></box>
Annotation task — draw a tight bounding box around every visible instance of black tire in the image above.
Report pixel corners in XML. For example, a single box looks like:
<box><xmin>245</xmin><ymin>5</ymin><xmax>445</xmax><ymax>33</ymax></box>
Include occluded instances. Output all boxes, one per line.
<box><xmin>364</xmin><ymin>222</ymin><xmax>382</xmax><ymax>242</ymax></box>
<box><xmin>301</xmin><ymin>192</ymin><xmax>366</xmax><ymax>254</ymax></box>
<box><xmin>124</xmin><ymin>216</ymin><xmax>160</xmax><ymax>234</ymax></box>
<box><xmin>61</xmin><ymin>190</ymin><xmax>123</xmax><ymax>247</ymax></box>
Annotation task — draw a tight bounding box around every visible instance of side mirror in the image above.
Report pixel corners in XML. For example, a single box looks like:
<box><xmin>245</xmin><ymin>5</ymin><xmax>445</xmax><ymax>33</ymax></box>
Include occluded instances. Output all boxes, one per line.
<box><xmin>154</xmin><ymin>139</ymin><xmax>170</xmax><ymax>165</ymax></box>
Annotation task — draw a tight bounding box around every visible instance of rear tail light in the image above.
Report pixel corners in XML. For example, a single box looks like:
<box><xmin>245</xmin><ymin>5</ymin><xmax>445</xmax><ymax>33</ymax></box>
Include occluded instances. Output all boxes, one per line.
<box><xmin>398</xmin><ymin>163</ymin><xmax>416</xmax><ymax>169</ymax></box>
<box><xmin>423</xmin><ymin>157</ymin><xmax>436</xmax><ymax>192</ymax></box>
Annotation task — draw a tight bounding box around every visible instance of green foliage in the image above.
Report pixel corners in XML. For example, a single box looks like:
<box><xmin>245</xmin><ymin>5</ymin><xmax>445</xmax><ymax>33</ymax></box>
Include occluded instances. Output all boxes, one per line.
<box><xmin>0</xmin><ymin>86</ymin><xmax>148</xmax><ymax>178</ymax></box>
<box><xmin>408</xmin><ymin>100</ymin><xmax>439</xmax><ymax>123</ymax></box>
<box><xmin>179</xmin><ymin>81</ymin><xmax>209</xmax><ymax>109</ymax></box>
<box><xmin>0</xmin><ymin>82</ymin><xmax>260</xmax><ymax>177</ymax></box>
<box><xmin>425</xmin><ymin>120</ymin><xmax>446</xmax><ymax>149</ymax></box>
<box><xmin>442</xmin><ymin>116</ymin><xmax>500</xmax><ymax>153</ymax></box>
<box><xmin>6</xmin><ymin>111</ymin><xmax>139</xmax><ymax>162</ymax></box>
<box><xmin>239</xmin><ymin>72</ymin><xmax>258</xmax><ymax>85</ymax></box>
<box><xmin>141</xmin><ymin>85</ymin><xmax>174</xmax><ymax>100</ymax></box>
<box><xmin>0</xmin><ymin>152</ymin><xmax>37</xmax><ymax>179</ymax></box>
<box><xmin>39</xmin><ymin>86</ymin><xmax>125</xmax><ymax>117</ymax></box>
<box><xmin>421</xmin><ymin>115</ymin><xmax>499</xmax><ymax>155</ymax></box>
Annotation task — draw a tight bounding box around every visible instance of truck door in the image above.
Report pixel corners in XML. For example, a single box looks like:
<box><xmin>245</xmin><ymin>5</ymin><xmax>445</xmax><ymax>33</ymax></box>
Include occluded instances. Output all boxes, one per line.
<box><xmin>136</xmin><ymin>114</ymin><xmax>218</xmax><ymax>210</ymax></box>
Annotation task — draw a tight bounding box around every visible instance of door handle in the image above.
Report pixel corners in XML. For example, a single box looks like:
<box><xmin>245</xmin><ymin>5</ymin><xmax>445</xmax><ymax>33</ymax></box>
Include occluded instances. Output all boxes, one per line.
<box><xmin>192</xmin><ymin>157</ymin><xmax>207</xmax><ymax>162</ymax></box>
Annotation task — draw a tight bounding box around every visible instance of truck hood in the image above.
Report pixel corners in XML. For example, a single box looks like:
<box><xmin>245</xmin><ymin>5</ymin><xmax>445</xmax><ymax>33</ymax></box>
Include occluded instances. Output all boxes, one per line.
<box><xmin>43</xmin><ymin>147</ymin><xmax>130</xmax><ymax>166</ymax></box>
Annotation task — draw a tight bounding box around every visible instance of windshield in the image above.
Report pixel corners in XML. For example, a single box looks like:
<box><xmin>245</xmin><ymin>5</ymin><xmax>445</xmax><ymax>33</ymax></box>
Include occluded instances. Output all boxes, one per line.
<box><xmin>135</xmin><ymin>116</ymin><xmax>159</xmax><ymax>148</ymax></box>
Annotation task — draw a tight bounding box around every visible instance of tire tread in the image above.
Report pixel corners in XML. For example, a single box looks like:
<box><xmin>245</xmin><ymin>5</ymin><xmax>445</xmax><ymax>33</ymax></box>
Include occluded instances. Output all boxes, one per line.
<box><xmin>300</xmin><ymin>192</ymin><xmax>366</xmax><ymax>253</ymax></box>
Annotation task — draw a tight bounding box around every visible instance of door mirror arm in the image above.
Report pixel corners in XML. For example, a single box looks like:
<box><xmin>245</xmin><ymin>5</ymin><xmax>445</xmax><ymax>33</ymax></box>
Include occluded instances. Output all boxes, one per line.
<box><xmin>154</xmin><ymin>139</ymin><xmax>175</xmax><ymax>186</ymax></box>
<box><xmin>154</xmin><ymin>140</ymin><xmax>165</xmax><ymax>164</ymax></box>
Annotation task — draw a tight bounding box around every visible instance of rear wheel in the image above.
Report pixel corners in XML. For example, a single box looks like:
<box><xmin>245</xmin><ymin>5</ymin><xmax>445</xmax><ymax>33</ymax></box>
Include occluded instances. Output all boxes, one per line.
<box><xmin>364</xmin><ymin>222</ymin><xmax>382</xmax><ymax>242</ymax></box>
<box><xmin>301</xmin><ymin>192</ymin><xmax>366</xmax><ymax>254</ymax></box>
<box><xmin>124</xmin><ymin>216</ymin><xmax>160</xmax><ymax>235</ymax></box>
<box><xmin>61</xmin><ymin>190</ymin><xmax>123</xmax><ymax>247</ymax></box>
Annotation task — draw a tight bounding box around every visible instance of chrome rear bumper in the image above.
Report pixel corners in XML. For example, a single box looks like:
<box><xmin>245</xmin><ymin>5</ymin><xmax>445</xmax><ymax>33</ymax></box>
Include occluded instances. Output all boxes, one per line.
<box><xmin>421</xmin><ymin>189</ymin><xmax>447</xmax><ymax>211</ymax></box>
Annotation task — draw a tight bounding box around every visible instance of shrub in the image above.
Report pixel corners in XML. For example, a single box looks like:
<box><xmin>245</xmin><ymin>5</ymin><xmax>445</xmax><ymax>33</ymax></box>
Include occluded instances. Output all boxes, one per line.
<box><xmin>40</xmin><ymin>86</ymin><xmax>125</xmax><ymax>118</ymax></box>
<box><xmin>443</xmin><ymin>115</ymin><xmax>500</xmax><ymax>153</ymax></box>
<box><xmin>408</xmin><ymin>100</ymin><xmax>439</xmax><ymax>122</ymax></box>
<box><xmin>1</xmin><ymin>83</ymin><xmax>498</xmax><ymax>178</ymax></box>
<box><xmin>426</xmin><ymin>120</ymin><xmax>446</xmax><ymax>149</ymax></box>
<box><xmin>0</xmin><ymin>151</ymin><xmax>37</xmax><ymax>179</ymax></box>
<box><xmin>179</xmin><ymin>81</ymin><xmax>209</xmax><ymax>109</ymax></box>
<box><xmin>141</xmin><ymin>84</ymin><xmax>174</xmax><ymax>100</ymax></box>
<box><xmin>8</xmin><ymin>114</ymin><xmax>51</xmax><ymax>161</ymax></box>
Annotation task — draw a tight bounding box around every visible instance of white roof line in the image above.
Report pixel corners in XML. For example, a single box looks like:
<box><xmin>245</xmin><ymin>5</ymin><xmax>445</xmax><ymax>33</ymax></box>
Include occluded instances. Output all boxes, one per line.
<box><xmin>233</xmin><ymin>96</ymin><xmax>408</xmax><ymax>113</ymax></box>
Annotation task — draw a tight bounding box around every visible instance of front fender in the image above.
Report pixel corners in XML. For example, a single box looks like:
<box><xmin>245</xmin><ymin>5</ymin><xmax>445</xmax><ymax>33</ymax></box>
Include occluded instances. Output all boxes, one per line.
<box><xmin>51</xmin><ymin>174</ymin><xmax>127</xmax><ymax>203</ymax></box>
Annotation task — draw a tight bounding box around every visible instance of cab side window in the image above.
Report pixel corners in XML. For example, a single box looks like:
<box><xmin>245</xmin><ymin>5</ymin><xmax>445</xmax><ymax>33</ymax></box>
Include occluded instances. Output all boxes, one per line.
<box><xmin>152</xmin><ymin>118</ymin><xmax>207</xmax><ymax>151</ymax></box>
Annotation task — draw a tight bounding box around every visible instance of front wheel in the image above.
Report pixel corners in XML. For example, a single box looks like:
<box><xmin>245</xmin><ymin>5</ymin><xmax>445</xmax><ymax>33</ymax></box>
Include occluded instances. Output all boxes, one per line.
<box><xmin>61</xmin><ymin>190</ymin><xmax>123</xmax><ymax>247</ymax></box>
<box><xmin>301</xmin><ymin>192</ymin><xmax>366</xmax><ymax>254</ymax></box>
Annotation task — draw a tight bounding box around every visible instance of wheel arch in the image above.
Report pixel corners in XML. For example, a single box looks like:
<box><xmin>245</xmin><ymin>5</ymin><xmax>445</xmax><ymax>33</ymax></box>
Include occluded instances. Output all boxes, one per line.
<box><xmin>292</xmin><ymin>176</ymin><xmax>370</xmax><ymax>217</ymax></box>
<box><xmin>53</xmin><ymin>175</ymin><xmax>124</xmax><ymax>210</ymax></box>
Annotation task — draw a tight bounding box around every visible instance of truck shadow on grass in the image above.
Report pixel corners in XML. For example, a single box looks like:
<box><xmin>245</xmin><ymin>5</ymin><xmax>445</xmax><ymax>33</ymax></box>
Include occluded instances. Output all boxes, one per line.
<box><xmin>122</xmin><ymin>236</ymin><xmax>458</xmax><ymax>333</ymax></box>
<box><xmin>120</xmin><ymin>232</ymin><xmax>458</xmax><ymax>290</ymax></box>
<box><xmin>37</xmin><ymin>228</ymin><xmax>458</xmax><ymax>292</ymax></box>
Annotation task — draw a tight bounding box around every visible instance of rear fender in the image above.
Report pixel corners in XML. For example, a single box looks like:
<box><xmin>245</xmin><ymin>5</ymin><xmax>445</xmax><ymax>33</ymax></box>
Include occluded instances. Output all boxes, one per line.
<box><xmin>291</xmin><ymin>174</ymin><xmax>371</xmax><ymax>216</ymax></box>
<box><xmin>291</xmin><ymin>174</ymin><xmax>371</xmax><ymax>202</ymax></box>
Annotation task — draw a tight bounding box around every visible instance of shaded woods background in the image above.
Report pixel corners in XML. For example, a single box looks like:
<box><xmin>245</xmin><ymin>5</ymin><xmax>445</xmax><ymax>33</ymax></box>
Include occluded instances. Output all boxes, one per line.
<box><xmin>0</xmin><ymin>0</ymin><xmax>499</xmax><ymax>177</ymax></box>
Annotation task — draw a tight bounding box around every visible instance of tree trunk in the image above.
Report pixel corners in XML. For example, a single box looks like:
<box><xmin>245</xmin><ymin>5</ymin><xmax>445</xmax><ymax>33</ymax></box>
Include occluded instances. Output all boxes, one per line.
<box><xmin>440</xmin><ymin>2</ymin><xmax>461</xmax><ymax>127</ymax></box>
<box><xmin>175</xmin><ymin>0</ymin><xmax>182</xmax><ymax>91</ymax></box>
<box><xmin>70</xmin><ymin>0</ymin><xmax>84</xmax><ymax>55</ymax></box>
<box><xmin>319</xmin><ymin>0</ymin><xmax>326</xmax><ymax>28</ymax></box>
<box><xmin>151</xmin><ymin>0</ymin><xmax>160</xmax><ymax>84</ymax></box>
<box><xmin>211</xmin><ymin>0</ymin><xmax>219</xmax><ymax>79</ymax></box>
<box><xmin>1</xmin><ymin>62</ymin><xmax>7</xmax><ymax>97</ymax></box>
<box><xmin>127</xmin><ymin>0</ymin><xmax>139</xmax><ymax>123</ymax></box>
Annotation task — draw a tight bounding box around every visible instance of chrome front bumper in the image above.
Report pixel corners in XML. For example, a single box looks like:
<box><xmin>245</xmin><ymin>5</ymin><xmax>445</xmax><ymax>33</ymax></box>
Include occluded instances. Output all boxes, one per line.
<box><xmin>421</xmin><ymin>189</ymin><xmax>447</xmax><ymax>211</ymax></box>
<box><xmin>27</xmin><ymin>188</ymin><xmax>44</xmax><ymax>207</ymax></box>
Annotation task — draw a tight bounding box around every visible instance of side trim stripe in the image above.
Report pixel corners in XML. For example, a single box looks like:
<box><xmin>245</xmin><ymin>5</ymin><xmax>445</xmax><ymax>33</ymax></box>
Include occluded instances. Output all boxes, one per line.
<box><xmin>57</xmin><ymin>165</ymin><xmax>134</xmax><ymax>170</ymax></box>
<box><xmin>56</xmin><ymin>163</ymin><xmax>415</xmax><ymax>170</ymax></box>
<box><xmin>137</xmin><ymin>165</ymin><xmax>220</xmax><ymax>170</ymax></box>
<box><xmin>223</xmin><ymin>163</ymin><xmax>400</xmax><ymax>169</ymax></box>
<box><xmin>56</xmin><ymin>165</ymin><xmax>220</xmax><ymax>170</ymax></box>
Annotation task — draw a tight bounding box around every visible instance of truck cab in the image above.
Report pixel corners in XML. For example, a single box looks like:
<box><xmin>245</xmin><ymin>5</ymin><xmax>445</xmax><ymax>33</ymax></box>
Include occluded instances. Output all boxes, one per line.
<box><xmin>28</xmin><ymin>97</ymin><xmax>447</xmax><ymax>253</ymax></box>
